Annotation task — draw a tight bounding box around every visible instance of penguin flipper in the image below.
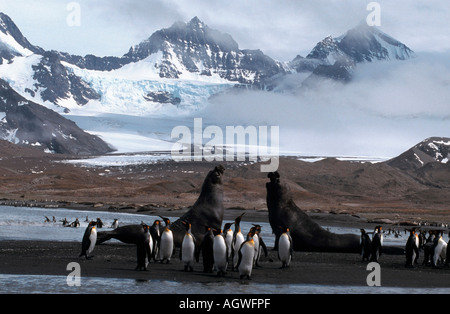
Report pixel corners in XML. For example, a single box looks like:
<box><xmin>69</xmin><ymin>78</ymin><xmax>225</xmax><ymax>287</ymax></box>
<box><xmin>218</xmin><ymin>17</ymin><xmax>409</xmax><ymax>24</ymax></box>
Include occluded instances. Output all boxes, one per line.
<box><xmin>194</xmin><ymin>245</ymin><xmax>201</xmax><ymax>263</ymax></box>
<box><xmin>236</xmin><ymin>248</ymin><xmax>243</xmax><ymax>269</ymax></box>
<box><xmin>289</xmin><ymin>235</ymin><xmax>294</xmax><ymax>260</ymax></box>
<box><xmin>260</xmin><ymin>238</ymin><xmax>268</xmax><ymax>257</ymax></box>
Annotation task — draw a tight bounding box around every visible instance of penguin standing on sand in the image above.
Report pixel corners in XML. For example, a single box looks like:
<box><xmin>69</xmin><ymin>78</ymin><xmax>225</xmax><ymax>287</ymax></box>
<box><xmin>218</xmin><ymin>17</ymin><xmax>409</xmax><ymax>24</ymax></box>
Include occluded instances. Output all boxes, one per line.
<box><xmin>370</xmin><ymin>226</ymin><xmax>383</xmax><ymax>263</ymax></box>
<box><xmin>252</xmin><ymin>224</ymin><xmax>268</xmax><ymax>267</ymax></box>
<box><xmin>180</xmin><ymin>221</ymin><xmax>196</xmax><ymax>272</ymax></box>
<box><xmin>213</xmin><ymin>228</ymin><xmax>228</xmax><ymax>277</ymax></box>
<box><xmin>405</xmin><ymin>228</ymin><xmax>419</xmax><ymax>268</ymax></box>
<box><xmin>360</xmin><ymin>229</ymin><xmax>372</xmax><ymax>262</ymax></box>
<box><xmin>150</xmin><ymin>220</ymin><xmax>161</xmax><ymax>262</ymax></box>
<box><xmin>232</xmin><ymin>213</ymin><xmax>245</xmax><ymax>270</ymax></box>
<box><xmin>249</xmin><ymin>226</ymin><xmax>260</xmax><ymax>268</ymax></box>
<box><xmin>432</xmin><ymin>232</ymin><xmax>447</xmax><ymax>268</ymax></box>
<box><xmin>278</xmin><ymin>227</ymin><xmax>293</xmax><ymax>269</ymax></box>
<box><xmin>197</xmin><ymin>227</ymin><xmax>215</xmax><ymax>273</ymax></box>
<box><xmin>79</xmin><ymin>221</ymin><xmax>97</xmax><ymax>260</ymax></box>
<box><xmin>423</xmin><ymin>230</ymin><xmax>435</xmax><ymax>266</ymax></box>
<box><xmin>223</xmin><ymin>223</ymin><xmax>234</xmax><ymax>261</ymax></box>
<box><xmin>159</xmin><ymin>217</ymin><xmax>174</xmax><ymax>264</ymax></box>
<box><xmin>445</xmin><ymin>232</ymin><xmax>450</xmax><ymax>268</ymax></box>
<box><xmin>135</xmin><ymin>224</ymin><xmax>152</xmax><ymax>271</ymax></box>
<box><xmin>237</xmin><ymin>230</ymin><xmax>256</xmax><ymax>279</ymax></box>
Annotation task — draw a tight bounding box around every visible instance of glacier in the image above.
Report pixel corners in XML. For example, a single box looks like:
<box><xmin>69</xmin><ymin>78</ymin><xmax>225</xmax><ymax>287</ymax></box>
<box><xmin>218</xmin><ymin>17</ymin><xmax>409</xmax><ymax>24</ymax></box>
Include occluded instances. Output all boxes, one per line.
<box><xmin>0</xmin><ymin>53</ymin><xmax>238</xmax><ymax>153</ymax></box>
<box><xmin>62</xmin><ymin>59</ymin><xmax>237</xmax><ymax>153</ymax></box>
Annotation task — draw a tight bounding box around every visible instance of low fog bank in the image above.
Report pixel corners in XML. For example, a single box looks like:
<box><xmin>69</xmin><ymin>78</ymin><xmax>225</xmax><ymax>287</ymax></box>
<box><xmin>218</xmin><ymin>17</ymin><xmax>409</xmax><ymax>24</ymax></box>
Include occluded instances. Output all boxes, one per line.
<box><xmin>199</xmin><ymin>53</ymin><xmax>450</xmax><ymax>158</ymax></box>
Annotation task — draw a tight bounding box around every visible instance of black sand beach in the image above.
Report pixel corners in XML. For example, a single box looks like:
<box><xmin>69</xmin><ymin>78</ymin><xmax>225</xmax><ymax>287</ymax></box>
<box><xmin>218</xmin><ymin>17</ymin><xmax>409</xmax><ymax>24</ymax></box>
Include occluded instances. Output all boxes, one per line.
<box><xmin>1</xmin><ymin>237</ymin><xmax>450</xmax><ymax>289</ymax></box>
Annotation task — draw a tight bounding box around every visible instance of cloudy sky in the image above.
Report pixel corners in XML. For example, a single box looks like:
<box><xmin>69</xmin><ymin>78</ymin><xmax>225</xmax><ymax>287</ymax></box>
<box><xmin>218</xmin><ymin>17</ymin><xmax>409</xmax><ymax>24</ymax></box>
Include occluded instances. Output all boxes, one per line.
<box><xmin>1</xmin><ymin>0</ymin><xmax>449</xmax><ymax>61</ymax></box>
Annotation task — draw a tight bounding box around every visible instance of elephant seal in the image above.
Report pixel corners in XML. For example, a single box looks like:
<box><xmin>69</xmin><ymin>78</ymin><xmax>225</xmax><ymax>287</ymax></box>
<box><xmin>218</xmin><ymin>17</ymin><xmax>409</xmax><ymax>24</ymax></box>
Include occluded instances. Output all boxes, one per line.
<box><xmin>266</xmin><ymin>171</ymin><xmax>360</xmax><ymax>253</ymax></box>
<box><xmin>170</xmin><ymin>165</ymin><xmax>225</xmax><ymax>247</ymax></box>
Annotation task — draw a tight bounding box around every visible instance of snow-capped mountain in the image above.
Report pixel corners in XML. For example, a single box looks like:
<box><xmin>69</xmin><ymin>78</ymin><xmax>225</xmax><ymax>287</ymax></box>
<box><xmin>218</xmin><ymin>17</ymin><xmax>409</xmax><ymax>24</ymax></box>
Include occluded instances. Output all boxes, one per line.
<box><xmin>0</xmin><ymin>12</ymin><xmax>420</xmax><ymax>154</ymax></box>
<box><xmin>387</xmin><ymin>137</ymin><xmax>450</xmax><ymax>171</ymax></box>
<box><xmin>289</xmin><ymin>21</ymin><xmax>414</xmax><ymax>83</ymax></box>
<box><xmin>1</xmin><ymin>14</ymin><xmax>285</xmax><ymax>115</ymax></box>
<box><xmin>1</xmin><ymin>12</ymin><xmax>415</xmax><ymax>113</ymax></box>
<box><xmin>0</xmin><ymin>12</ymin><xmax>43</xmax><ymax>62</ymax></box>
<box><xmin>59</xmin><ymin>17</ymin><xmax>286</xmax><ymax>87</ymax></box>
<box><xmin>123</xmin><ymin>17</ymin><xmax>286</xmax><ymax>87</ymax></box>
<box><xmin>0</xmin><ymin>13</ymin><xmax>102</xmax><ymax>111</ymax></box>
<box><xmin>0</xmin><ymin>78</ymin><xmax>113</xmax><ymax>155</ymax></box>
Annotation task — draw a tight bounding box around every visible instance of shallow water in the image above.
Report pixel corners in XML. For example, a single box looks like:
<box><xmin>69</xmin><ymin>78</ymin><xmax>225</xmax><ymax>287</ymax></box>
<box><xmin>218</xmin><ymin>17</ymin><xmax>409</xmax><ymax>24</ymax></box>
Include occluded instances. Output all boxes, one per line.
<box><xmin>0</xmin><ymin>206</ymin><xmax>413</xmax><ymax>247</ymax></box>
<box><xmin>1</xmin><ymin>274</ymin><xmax>450</xmax><ymax>294</ymax></box>
<box><xmin>0</xmin><ymin>206</ymin><xmax>277</xmax><ymax>245</ymax></box>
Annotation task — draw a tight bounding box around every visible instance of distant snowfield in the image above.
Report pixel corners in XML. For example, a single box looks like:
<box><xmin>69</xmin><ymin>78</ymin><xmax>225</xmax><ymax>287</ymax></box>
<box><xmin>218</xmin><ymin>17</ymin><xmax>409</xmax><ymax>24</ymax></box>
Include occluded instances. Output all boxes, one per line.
<box><xmin>66</xmin><ymin>113</ymin><xmax>190</xmax><ymax>154</ymax></box>
<box><xmin>62</xmin><ymin>153</ymin><xmax>173</xmax><ymax>167</ymax></box>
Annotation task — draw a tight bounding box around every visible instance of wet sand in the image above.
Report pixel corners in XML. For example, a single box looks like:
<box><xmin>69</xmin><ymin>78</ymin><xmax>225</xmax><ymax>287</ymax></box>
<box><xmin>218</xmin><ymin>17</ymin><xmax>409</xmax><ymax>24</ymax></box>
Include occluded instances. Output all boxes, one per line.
<box><xmin>1</xmin><ymin>239</ymin><xmax>450</xmax><ymax>289</ymax></box>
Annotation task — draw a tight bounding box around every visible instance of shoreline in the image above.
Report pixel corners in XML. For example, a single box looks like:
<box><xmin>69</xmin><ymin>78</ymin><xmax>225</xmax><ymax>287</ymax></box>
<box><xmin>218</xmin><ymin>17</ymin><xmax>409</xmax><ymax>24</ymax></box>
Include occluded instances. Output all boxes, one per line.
<box><xmin>0</xmin><ymin>199</ymin><xmax>442</xmax><ymax>230</ymax></box>
<box><xmin>1</xmin><ymin>240</ymin><xmax>450</xmax><ymax>289</ymax></box>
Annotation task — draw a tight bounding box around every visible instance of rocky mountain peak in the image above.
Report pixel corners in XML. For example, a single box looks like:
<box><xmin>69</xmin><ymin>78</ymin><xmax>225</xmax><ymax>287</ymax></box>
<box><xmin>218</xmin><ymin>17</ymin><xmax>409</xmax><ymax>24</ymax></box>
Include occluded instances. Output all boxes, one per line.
<box><xmin>0</xmin><ymin>12</ymin><xmax>42</xmax><ymax>56</ymax></box>
<box><xmin>188</xmin><ymin>16</ymin><xmax>205</xmax><ymax>29</ymax></box>
<box><xmin>387</xmin><ymin>137</ymin><xmax>450</xmax><ymax>172</ymax></box>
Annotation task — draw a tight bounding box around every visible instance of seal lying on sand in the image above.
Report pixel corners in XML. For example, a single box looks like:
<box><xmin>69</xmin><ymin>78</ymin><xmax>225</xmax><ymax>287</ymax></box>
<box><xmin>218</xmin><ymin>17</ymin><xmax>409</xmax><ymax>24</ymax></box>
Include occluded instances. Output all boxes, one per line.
<box><xmin>266</xmin><ymin>171</ymin><xmax>360</xmax><ymax>253</ymax></box>
<box><xmin>170</xmin><ymin>165</ymin><xmax>225</xmax><ymax>248</ymax></box>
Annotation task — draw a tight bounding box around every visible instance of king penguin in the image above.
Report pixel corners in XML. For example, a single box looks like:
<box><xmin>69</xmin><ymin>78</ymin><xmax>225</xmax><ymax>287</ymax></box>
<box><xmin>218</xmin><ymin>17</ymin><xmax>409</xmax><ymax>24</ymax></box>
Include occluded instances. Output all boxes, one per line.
<box><xmin>213</xmin><ymin>228</ymin><xmax>228</xmax><ymax>277</ymax></box>
<box><xmin>432</xmin><ymin>231</ymin><xmax>447</xmax><ymax>268</ymax></box>
<box><xmin>180</xmin><ymin>221</ymin><xmax>196</xmax><ymax>272</ymax></box>
<box><xmin>370</xmin><ymin>226</ymin><xmax>383</xmax><ymax>263</ymax></box>
<box><xmin>360</xmin><ymin>229</ymin><xmax>372</xmax><ymax>262</ymax></box>
<box><xmin>232</xmin><ymin>213</ymin><xmax>245</xmax><ymax>270</ymax></box>
<box><xmin>405</xmin><ymin>228</ymin><xmax>419</xmax><ymax>268</ymax></box>
<box><xmin>79</xmin><ymin>221</ymin><xmax>97</xmax><ymax>260</ymax></box>
<box><xmin>237</xmin><ymin>230</ymin><xmax>256</xmax><ymax>279</ymax></box>
<box><xmin>446</xmin><ymin>232</ymin><xmax>450</xmax><ymax>268</ymax></box>
<box><xmin>423</xmin><ymin>230</ymin><xmax>435</xmax><ymax>266</ymax></box>
<box><xmin>278</xmin><ymin>227</ymin><xmax>293</xmax><ymax>269</ymax></box>
<box><xmin>159</xmin><ymin>216</ymin><xmax>174</xmax><ymax>264</ymax></box>
<box><xmin>223</xmin><ymin>222</ymin><xmax>234</xmax><ymax>262</ymax></box>
<box><xmin>135</xmin><ymin>224</ymin><xmax>152</xmax><ymax>271</ymax></box>
<box><xmin>252</xmin><ymin>224</ymin><xmax>268</xmax><ymax>267</ymax></box>
<box><xmin>150</xmin><ymin>219</ymin><xmax>161</xmax><ymax>262</ymax></box>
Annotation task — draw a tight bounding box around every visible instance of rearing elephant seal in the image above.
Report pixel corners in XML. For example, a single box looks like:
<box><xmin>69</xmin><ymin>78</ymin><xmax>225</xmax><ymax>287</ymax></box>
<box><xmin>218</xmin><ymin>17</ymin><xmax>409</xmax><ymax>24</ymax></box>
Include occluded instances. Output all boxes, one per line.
<box><xmin>266</xmin><ymin>171</ymin><xmax>360</xmax><ymax>253</ymax></box>
<box><xmin>170</xmin><ymin>165</ymin><xmax>225</xmax><ymax>248</ymax></box>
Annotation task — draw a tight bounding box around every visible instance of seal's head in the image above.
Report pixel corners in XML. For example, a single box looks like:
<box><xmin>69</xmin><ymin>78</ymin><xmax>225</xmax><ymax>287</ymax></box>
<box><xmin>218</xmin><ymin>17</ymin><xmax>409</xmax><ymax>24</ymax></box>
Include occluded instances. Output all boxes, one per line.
<box><xmin>267</xmin><ymin>171</ymin><xmax>280</xmax><ymax>184</ymax></box>
<box><xmin>210</xmin><ymin>165</ymin><xmax>225</xmax><ymax>184</ymax></box>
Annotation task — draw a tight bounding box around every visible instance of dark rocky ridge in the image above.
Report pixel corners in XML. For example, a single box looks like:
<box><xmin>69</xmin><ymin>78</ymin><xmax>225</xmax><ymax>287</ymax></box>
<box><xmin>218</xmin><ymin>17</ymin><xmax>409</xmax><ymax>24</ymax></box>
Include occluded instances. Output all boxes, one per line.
<box><xmin>0</xmin><ymin>79</ymin><xmax>113</xmax><ymax>155</ymax></box>
<box><xmin>32</xmin><ymin>51</ymin><xmax>100</xmax><ymax>106</ymax></box>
